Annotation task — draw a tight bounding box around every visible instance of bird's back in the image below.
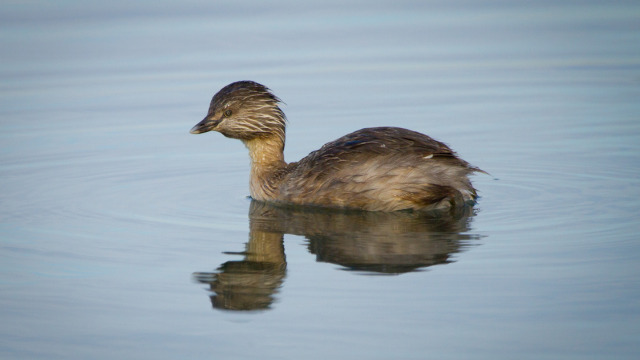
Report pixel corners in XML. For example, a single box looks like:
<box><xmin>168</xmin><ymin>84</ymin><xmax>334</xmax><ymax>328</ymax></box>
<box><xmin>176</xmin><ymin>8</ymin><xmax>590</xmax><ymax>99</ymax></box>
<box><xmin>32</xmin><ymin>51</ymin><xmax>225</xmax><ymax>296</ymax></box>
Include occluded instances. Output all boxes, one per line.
<box><xmin>276</xmin><ymin>127</ymin><xmax>481</xmax><ymax>211</ymax></box>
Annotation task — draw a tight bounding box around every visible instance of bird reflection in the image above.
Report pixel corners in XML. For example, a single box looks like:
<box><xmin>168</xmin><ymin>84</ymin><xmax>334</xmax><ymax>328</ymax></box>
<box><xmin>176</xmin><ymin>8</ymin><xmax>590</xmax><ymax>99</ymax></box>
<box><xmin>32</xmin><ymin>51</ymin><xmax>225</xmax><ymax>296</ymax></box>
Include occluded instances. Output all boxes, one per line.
<box><xmin>194</xmin><ymin>200</ymin><xmax>479</xmax><ymax>311</ymax></box>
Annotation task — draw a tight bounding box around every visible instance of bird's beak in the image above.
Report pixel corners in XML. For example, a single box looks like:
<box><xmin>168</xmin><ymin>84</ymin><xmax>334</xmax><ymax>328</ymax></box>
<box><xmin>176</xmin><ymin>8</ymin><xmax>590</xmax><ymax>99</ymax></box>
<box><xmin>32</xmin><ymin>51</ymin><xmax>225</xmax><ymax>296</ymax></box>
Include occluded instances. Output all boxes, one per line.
<box><xmin>190</xmin><ymin>116</ymin><xmax>221</xmax><ymax>134</ymax></box>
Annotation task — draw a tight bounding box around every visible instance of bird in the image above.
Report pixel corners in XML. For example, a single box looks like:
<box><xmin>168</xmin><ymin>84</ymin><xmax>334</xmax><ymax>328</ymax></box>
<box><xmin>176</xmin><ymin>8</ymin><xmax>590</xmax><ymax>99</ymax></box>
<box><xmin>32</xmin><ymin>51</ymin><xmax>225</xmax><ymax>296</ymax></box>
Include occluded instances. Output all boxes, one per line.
<box><xmin>190</xmin><ymin>81</ymin><xmax>484</xmax><ymax>212</ymax></box>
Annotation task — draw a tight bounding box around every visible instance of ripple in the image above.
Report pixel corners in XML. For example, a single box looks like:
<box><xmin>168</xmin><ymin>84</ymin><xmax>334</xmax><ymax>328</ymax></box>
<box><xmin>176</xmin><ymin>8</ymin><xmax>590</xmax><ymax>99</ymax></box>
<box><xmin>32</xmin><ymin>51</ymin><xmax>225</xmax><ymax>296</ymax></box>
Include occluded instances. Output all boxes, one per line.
<box><xmin>1</xmin><ymin>145</ymin><xmax>253</xmax><ymax>238</ymax></box>
<box><xmin>475</xmin><ymin>157</ymin><xmax>640</xmax><ymax>237</ymax></box>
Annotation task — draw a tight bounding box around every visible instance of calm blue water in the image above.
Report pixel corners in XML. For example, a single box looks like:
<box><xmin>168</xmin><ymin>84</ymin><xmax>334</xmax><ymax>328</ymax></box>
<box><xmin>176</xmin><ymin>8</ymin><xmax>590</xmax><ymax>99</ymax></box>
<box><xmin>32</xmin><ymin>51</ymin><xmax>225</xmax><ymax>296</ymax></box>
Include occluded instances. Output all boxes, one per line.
<box><xmin>1</xmin><ymin>1</ymin><xmax>639</xmax><ymax>359</ymax></box>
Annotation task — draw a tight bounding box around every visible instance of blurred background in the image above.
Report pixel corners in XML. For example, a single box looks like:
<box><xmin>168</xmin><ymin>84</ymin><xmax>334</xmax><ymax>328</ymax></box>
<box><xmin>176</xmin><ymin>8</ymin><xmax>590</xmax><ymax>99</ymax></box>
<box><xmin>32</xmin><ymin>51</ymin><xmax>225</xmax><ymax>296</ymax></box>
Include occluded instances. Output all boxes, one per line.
<box><xmin>1</xmin><ymin>1</ymin><xmax>639</xmax><ymax>359</ymax></box>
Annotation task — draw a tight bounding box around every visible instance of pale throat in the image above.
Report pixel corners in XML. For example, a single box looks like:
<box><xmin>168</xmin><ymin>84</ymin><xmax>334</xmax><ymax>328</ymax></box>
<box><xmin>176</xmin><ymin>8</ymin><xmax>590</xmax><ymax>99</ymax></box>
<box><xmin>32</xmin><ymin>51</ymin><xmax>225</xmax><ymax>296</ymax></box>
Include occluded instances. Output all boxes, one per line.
<box><xmin>243</xmin><ymin>137</ymin><xmax>287</xmax><ymax>201</ymax></box>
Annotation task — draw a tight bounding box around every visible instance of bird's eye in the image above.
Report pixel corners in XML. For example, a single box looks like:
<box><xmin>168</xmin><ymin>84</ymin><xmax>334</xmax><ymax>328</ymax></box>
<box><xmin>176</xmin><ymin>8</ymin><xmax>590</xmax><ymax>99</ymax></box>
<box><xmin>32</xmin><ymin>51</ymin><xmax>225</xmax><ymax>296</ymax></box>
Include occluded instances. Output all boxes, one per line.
<box><xmin>224</xmin><ymin>110</ymin><xmax>232</xmax><ymax>117</ymax></box>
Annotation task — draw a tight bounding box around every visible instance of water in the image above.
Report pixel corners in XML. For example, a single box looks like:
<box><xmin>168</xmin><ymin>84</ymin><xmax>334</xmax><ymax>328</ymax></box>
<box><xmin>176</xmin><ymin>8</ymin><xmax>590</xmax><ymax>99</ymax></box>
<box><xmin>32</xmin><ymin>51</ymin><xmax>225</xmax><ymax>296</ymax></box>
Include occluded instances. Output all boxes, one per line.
<box><xmin>1</xmin><ymin>1</ymin><xmax>639</xmax><ymax>359</ymax></box>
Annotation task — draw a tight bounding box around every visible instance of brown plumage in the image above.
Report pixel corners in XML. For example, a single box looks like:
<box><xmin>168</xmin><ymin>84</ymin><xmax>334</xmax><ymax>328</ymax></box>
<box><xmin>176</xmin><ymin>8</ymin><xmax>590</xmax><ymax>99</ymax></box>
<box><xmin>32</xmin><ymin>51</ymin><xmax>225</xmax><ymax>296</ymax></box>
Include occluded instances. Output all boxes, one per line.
<box><xmin>191</xmin><ymin>81</ymin><xmax>484</xmax><ymax>212</ymax></box>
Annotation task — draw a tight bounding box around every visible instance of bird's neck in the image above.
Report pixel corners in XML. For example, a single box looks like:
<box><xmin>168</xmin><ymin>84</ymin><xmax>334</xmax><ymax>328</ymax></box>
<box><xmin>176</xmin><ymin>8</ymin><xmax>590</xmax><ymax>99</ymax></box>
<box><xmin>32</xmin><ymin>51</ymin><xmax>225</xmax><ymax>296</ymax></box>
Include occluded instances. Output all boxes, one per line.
<box><xmin>243</xmin><ymin>136</ymin><xmax>287</xmax><ymax>201</ymax></box>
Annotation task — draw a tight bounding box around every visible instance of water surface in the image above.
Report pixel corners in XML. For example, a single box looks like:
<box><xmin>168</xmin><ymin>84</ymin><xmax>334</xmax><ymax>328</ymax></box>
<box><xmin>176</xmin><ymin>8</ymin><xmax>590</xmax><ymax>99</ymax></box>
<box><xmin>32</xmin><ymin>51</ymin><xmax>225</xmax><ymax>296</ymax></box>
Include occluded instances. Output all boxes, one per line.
<box><xmin>1</xmin><ymin>1</ymin><xmax>639</xmax><ymax>359</ymax></box>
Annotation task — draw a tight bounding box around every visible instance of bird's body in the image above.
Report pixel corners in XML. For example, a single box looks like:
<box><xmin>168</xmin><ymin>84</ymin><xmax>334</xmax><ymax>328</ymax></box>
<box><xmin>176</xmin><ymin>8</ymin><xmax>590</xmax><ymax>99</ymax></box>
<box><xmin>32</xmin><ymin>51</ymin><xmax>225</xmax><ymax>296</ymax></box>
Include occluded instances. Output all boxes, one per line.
<box><xmin>191</xmin><ymin>81</ymin><xmax>483</xmax><ymax>212</ymax></box>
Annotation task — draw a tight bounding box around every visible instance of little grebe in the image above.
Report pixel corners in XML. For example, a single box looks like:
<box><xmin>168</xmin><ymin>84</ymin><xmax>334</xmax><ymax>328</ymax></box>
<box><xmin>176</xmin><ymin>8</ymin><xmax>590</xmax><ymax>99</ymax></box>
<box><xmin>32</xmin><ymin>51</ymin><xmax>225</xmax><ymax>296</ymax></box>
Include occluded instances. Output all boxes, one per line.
<box><xmin>190</xmin><ymin>81</ymin><xmax>483</xmax><ymax>211</ymax></box>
